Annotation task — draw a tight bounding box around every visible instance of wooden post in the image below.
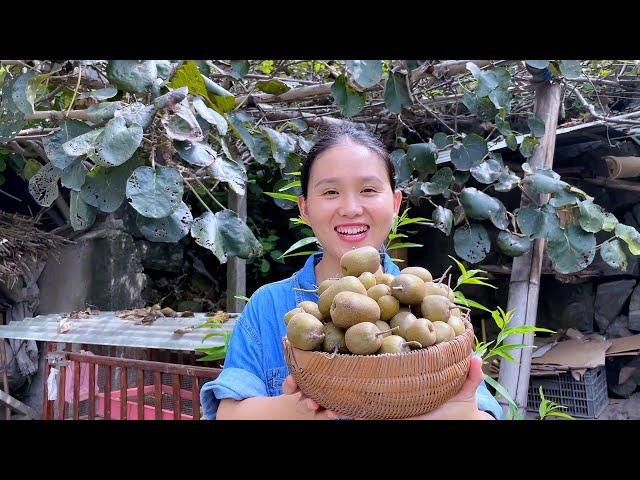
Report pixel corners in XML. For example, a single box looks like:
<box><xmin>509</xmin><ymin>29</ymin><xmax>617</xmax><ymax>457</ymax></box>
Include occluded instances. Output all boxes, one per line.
<box><xmin>226</xmin><ymin>187</ymin><xmax>247</xmax><ymax>313</ymax></box>
<box><xmin>497</xmin><ymin>80</ymin><xmax>563</xmax><ymax>417</ymax></box>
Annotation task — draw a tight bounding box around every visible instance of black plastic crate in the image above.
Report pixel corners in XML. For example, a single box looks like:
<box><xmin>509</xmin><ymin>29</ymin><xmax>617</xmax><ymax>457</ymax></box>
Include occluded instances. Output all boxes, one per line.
<box><xmin>527</xmin><ymin>366</ymin><xmax>609</xmax><ymax>419</ymax></box>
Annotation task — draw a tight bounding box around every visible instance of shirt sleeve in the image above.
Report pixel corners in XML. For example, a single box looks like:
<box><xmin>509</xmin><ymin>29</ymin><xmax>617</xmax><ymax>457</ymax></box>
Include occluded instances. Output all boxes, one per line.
<box><xmin>475</xmin><ymin>380</ymin><xmax>504</xmax><ymax>419</ymax></box>
<box><xmin>200</xmin><ymin>297</ymin><xmax>268</xmax><ymax>420</ymax></box>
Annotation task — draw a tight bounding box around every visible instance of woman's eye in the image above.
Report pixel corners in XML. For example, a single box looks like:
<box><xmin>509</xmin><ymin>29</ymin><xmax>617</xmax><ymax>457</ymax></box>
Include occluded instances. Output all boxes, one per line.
<box><xmin>362</xmin><ymin>187</ymin><xmax>378</xmax><ymax>193</ymax></box>
<box><xmin>323</xmin><ymin>190</ymin><xmax>338</xmax><ymax>196</ymax></box>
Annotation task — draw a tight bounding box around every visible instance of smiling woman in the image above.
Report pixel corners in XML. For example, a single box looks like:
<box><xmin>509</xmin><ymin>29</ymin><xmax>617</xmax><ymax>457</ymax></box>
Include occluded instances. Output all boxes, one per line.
<box><xmin>199</xmin><ymin>123</ymin><xmax>503</xmax><ymax>420</ymax></box>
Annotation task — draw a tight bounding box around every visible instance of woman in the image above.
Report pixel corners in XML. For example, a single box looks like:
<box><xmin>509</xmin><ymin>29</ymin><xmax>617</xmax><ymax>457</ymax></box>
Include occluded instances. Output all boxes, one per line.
<box><xmin>200</xmin><ymin>124</ymin><xmax>502</xmax><ymax>420</ymax></box>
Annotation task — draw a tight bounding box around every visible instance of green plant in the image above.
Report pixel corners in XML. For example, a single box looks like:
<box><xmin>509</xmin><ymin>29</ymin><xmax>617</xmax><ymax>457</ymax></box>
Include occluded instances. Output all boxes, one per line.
<box><xmin>537</xmin><ymin>386</ymin><xmax>575</xmax><ymax>420</ymax></box>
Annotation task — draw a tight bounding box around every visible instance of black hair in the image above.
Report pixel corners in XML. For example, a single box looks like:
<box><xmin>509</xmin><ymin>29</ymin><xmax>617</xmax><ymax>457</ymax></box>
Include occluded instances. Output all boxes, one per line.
<box><xmin>300</xmin><ymin>123</ymin><xmax>396</xmax><ymax>198</ymax></box>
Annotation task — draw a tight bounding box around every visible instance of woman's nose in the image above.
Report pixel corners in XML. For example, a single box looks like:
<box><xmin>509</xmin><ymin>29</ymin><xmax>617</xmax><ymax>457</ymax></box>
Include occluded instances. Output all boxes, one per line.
<box><xmin>337</xmin><ymin>194</ymin><xmax>364</xmax><ymax>217</ymax></box>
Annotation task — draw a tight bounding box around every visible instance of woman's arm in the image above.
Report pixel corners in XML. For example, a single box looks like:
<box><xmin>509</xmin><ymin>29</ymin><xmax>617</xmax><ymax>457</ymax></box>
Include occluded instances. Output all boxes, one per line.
<box><xmin>217</xmin><ymin>393</ymin><xmax>336</xmax><ymax>420</ymax></box>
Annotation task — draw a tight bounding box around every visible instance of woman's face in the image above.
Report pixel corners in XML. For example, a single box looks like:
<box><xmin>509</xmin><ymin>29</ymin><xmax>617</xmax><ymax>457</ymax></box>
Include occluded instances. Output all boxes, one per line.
<box><xmin>298</xmin><ymin>140</ymin><xmax>402</xmax><ymax>265</ymax></box>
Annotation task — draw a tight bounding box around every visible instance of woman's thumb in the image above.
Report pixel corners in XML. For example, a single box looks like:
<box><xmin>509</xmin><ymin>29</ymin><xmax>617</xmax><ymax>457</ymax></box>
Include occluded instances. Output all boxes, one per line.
<box><xmin>456</xmin><ymin>355</ymin><xmax>485</xmax><ymax>399</ymax></box>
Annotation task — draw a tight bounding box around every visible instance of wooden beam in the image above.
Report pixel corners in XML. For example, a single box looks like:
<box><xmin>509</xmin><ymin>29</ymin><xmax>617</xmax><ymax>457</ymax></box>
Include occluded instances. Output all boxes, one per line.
<box><xmin>0</xmin><ymin>390</ymin><xmax>40</xmax><ymax>419</ymax></box>
<box><xmin>226</xmin><ymin>188</ymin><xmax>247</xmax><ymax>313</ymax></box>
<box><xmin>497</xmin><ymin>81</ymin><xmax>563</xmax><ymax>417</ymax></box>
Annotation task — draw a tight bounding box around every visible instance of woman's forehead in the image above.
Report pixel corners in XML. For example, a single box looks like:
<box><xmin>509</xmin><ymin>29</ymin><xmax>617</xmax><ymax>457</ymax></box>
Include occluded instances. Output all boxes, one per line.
<box><xmin>310</xmin><ymin>142</ymin><xmax>387</xmax><ymax>177</ymax></box>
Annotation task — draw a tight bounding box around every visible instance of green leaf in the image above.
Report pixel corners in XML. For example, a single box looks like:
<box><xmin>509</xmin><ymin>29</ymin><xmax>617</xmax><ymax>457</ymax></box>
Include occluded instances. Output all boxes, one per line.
<box><xmin>278</xmin><ymin>180</ymin><xmax>301</xmax><ymax>192</ymax></box>
<box><xmin>192</xmin><ymin>96</ymin><xmax>228</xmax><ymax>135</ymax></box>
<box><xmin>463</xmin><ymin>93</ymin><xmax>498</xmax><ymax>121</ymax></box>
<box><xmin>161</xmin><ymin>104</ymin><xmax>203</xmax><ymax>142</ymax></box>
<box><xmin>489</xmin><ymin>88</ymin><xmax>510</xmax><ymax>110</ymax></box>
<box><xmin>497</xmin><ymin>231</ymin><xmax>533</xmax><ymax>257</ymax></box>
<box><xmin>106</xmin><ymin>60</ymin><xmax>157</xmax><ymax>93</ymax></box>
<box><xmin>494</xmin><ymin>167</ymin><xmax>520</xmax><ymax>192</ymax></box>
<box><xmin>256</xmin><ymin>78</ymin><xmax>290</xmax><ymax>95</ymax></box>
<box><xmin>174</xmin><ymin>139</ymin><xmax>216</xmax><ymax>167</ymax></box>
<box><xmin>615</xmin><ymin>223</ymin><xmax>640</xmax><ymax>255</ymax></box>
<box><xmin>505</xmin><ymin>133</ymin><xmax>518</xmax><ymax>151</ymax></box>
<box><xmin>600</xmin><ymin>239</ymin><xmax>628</xmax><ymax>271</ymax></box>
<box><xmin>230</xmin><ymin>60</ymin><xmax>250</xmax><ymax>79</ymax></box>
<box><xmin>454</xmin><ymin>223</ymin><xmax>491</xmax><ymax>264</ymax></box>
<box><xmin>383</xmin><ymin>71</ymin><xmax>412</xmax><ymax>113</ymax></box>
<box><xmin>126</xmin><ymin>166</ymin><xmax>183</xmax><ymax>219</ymax></box>
<box><xmin>433</xmin><ymin>132</ymin><xmax>453</xmax><ymax>149</ymax></box>
<box><xmin>28</xmin><ymin>162</ymin><xmax>60</xmax><ymax>207</ymax></box>
<box><xmin>527</xmin><ymin>116</ymin><xmax>546</xmax><ymax>137</ymax></box>
<box><xmin>470</xmin><ymin>157</ymin><xmax>504</xmax><ymax>184</ymax></box>
<box><xmin>483</xmin><ymin>375</ymin><xmax>519</xmax><ymax>411</ymax></box>
<box><xmin>85</xmin><ymin>101</ymin><xmax>122</xmax><ymax>124</ymax></box>
<box><xmin>208</xmin><ymin>155</ymin><xmax>247</xmax><ymax>196</ymax></box>
<box><xmin>60</xmin><ymin>158</ymin><xmax>88</xmax><ymax>191</ymax></box>
<box><xmin>433</xmin><ymin>206</ymin><xmax>453</xmax><ymax>236</ymax></box>
<box><xmin>69</xmin><ymin>190</ymin><xmax>97</xmax><ymax>231</ymax></box>
<box><xmin>602</xmin><ymin>212</ymin><xmax>618</xmax><ymax>232</ymax></box>
<box><xmin>226</xmin><ymin>112</ymin><xmax>271</xmax><ymax>164</ymax></box>
<box><xmin>10</xmin><ymin>71</ymin><xmax>38</xmax><ymax>115</ymax></box>
<box><xmin>154</xmin><ymin>87</ymin><xmax>188</xmax><ymax>109</ymax></box>
<box><xmin>526</xmin><ymin>60</ymin><xmax>550</xmax><ymax>69</ymax></box>
<box><xmin>559</xmin><ymin>60</ymin><xmax>581</xmax><ymax>79</ymax></box>
<box><xmin>190</xmin><ymin>210</ymin><xmax>263</xmax><ymax>263</ymax></box>
<box><xmin>387</xmin><ymin>242</ymin><xmax>423</xmax><ymax>250</ymax></box>
<box><xmin>280</xmin><ymin>236</ymin><xmax>319</xmax><ymax>258</ymax></box>
<box><xmin>79</xmin><ymin>86</ymin><xmax>118</xmax><ymax>101</ymax></box>
<box><xmin>114</xmin><ymin>102</ymin><xmax>157</xmax><ymax>129</ymax></box>
<box><xmin>516</xmin><ymin>204</ymin><xmax>561</xmax><ymax>239</ymax></box>
<box><xmin>331</xmin><ymin>75</ymin><xmax>365</xmax><ymax>117</ymax></box>
<box><xmin>92</xmin><ymin>117</ymin><xmax>144</xmax><ymax>167</ymax></box>
<box><xmin>466</xmin><ymin>62</ymin><xmax>498</xmax><ymax>98</ymax></box>
<box><xmin>459</xmin><ymin>187</ymin><xmax>509</xmax><ymax>229</ymax></box>
<box><xmin>522</xmin><ymin>171</ymin><xmax>568</xmax><ymax>194</ymax></box>
<box><xmin>390</xmin><ymin>150</ymin><xmax>411</xmax><ymax>186</ymax></box>
<box><xmin>455</xmin><ymin>291</ymin><xmax>492</xmax><ymax>313</ymax></box>
<box><xmin>578</xmin><ymin>199</ymin><xmax>604</xmax><ymax>233</ymax></box>
<box><xmin>261</xmin><ymin>127</ymin><xmax>297</xmax><ymax>166</ymax></box>
<box><xmin>450</xmin><ymin>134</ymin><xmax>488</xmax><ymax>171</ymax></box>
<box><xmin>494</xmin><ymin>114</ymin><xmax>512</xmax><ymax>136</ymax></box>
<box><xmin>406</xmin><ymin>142</ymin><xmax>437</xmax><ymax>175</ymax></box>
<box><xmin>547</xmin><ymin>224</ymin><xmax>596</xmax><ymax>274</ymax></box>
<box><xmin>519</xmin><ymin>135</ymin><xmax>540</xmax><ymax>158</ymax></box>
<box><xmin>264</xmin><ymin>192</ymin><xmax>298</xmax><ymax>203</ymax></box>
<box><xmin>0</xmin><ymin>75</ymin><xmax>26</xmax><ymax>142</ymax></box>
<box><xmin>22</xmin><ymin>159</ymin><xmax>41</xmax><ymax>180</ymax></box>
<box><xmin>43</xmin><ymin>120</ymin><xmax>92</xmax><ymax>170</ymax></box>
<box><xmin>167</xmin><ymin>60</ymin><xmax>209</xmax><ymax>99</ymax></box>
<box><xmin>549</xmin><ymin>189</ymin><xmax>579</xmax><ymax>207</ymax></box>
<box><xmin>345</xmin><ymin>60</ymin><xmax>382</xmax><ymax>88</ymax></box>
<box><xmin>136</xmin><ymin>201</ymin><xmax>193</xmax><ymax>243</ymax></box>
<box><xmin>421</xmin><ymin>167</ymin><xmax>452</xmax><ymax>195</ymax></box>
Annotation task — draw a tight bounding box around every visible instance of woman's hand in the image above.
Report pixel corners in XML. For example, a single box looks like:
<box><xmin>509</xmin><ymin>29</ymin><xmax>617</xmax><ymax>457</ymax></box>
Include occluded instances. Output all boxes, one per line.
<box><xmin>282</xmin><ymin>375</ymin><xmax>342</xmax><ymax>420</ymax></box>
<box><xmin>407</xmin><ymin>355</ymin><xmax>495</xmax><ymax>420</ymax></box>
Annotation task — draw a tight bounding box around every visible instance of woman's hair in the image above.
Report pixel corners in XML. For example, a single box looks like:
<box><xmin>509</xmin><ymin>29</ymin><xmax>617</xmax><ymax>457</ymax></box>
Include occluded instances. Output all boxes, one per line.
<box><xmin>300</xmin><ymin>123</ymin><xmax>396</xmax><ymax>197</ymax></box>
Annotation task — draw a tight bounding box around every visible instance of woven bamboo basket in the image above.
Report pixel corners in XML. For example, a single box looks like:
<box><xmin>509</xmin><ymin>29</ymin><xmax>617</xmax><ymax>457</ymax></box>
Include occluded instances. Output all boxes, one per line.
<box><xmin>284</xmin><ymin>319</ymin><xmax>474</xmax><ymax>419</ymax></box>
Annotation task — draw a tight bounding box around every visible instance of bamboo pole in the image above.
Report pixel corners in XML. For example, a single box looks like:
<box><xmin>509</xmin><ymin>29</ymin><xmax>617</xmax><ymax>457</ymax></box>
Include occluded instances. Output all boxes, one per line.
<box><xmin>226</xmin><ymin>187</ymin><xmax>247</xmax><ymax>314</ymax></box>
<box><xmin>497</xmin><ymin>80</ymin><xmax>563</xmax><ymax>417</ymax></box>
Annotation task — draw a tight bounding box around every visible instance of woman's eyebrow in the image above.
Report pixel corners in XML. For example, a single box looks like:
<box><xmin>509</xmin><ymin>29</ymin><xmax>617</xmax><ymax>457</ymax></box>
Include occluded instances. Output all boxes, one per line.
<box><xmin>313</xmin><ymin>176</ymin><xmax>384</xmax><ymax>188</ymax></box>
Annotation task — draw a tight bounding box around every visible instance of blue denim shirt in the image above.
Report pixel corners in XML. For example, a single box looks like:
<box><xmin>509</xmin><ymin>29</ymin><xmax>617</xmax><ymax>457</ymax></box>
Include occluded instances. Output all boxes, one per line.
<box><xmin>201</xmin><ymin>252</ymin><xmax>503</xmax><ymax>419</ymax></box>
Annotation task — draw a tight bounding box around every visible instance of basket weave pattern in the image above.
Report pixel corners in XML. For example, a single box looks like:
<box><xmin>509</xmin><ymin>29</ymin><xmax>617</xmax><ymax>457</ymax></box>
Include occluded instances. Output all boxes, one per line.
<box><xmin>284</xmin><ymin>320</ymin><xmax>474</xmax><ymax>419</ymax></box>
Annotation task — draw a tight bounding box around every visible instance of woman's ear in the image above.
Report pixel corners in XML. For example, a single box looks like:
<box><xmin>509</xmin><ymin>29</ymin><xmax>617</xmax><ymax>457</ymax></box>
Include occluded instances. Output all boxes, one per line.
<box><xmin>298</xmin><ymin>195</ymin><xmax>310</xmax><ymax>222</ymax></box>
<box><xmin>393</xmin><ymin>189</ymin><xmax>403</xmax><ymax>215</ymax></box>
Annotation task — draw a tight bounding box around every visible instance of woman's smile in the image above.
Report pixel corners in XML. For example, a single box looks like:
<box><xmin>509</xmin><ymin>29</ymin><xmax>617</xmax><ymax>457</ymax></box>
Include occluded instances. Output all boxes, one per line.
<box><xmin>334</xmin><ymin>223</ymin><xmax>370</xmax><ymax>243</ymax></box>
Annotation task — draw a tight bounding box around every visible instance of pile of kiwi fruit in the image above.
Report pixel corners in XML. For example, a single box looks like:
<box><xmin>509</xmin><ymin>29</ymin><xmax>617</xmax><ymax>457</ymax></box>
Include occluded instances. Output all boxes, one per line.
<box><xmin>285</xmin><ymin>246</ymin><xmax>468</xmax><ymax>356</ymax></box>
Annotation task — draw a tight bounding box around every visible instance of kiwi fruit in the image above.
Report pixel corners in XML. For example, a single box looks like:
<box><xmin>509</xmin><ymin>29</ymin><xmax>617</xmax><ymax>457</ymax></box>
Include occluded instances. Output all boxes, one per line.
<box><xmin>405</xmin><ymin>318</ymin><xmax>437</xmax><ymax>347</ymax></box>
<box><xmin>330</xmin><ymin>291</ymin><xmax>381</xmax><ymax>329</ymax></box>
<box><xmin>379</xmin><ymin>335</ymin><xmax>421</xmax><ymax>354</ymax></box>
<box><xmin>423</xmin><ymin>282</ymin><xmax>455</xmax><ymax>301</ymax></box>
<box><xmin>358</xmin><ymin>271</ymin><xmax>377</xmax><ymax>290</ymax></box>
<box><xmin>390</xmin><ymin>310</ymin><xmax>417</xmax><ymax>338</ymax></box>
<box><xmin>340</xmin><ymin>246</ymin><xmax>381</xmax><ymax>276</ymax></box>
<box><xmin>376</xmin><ymin>272</ymin><xmax>395</xmax><ymax>287</ymax></box>
<box><xmin>318</xmin><ymin>276</ymin><xmax>367</xmax><ymax>317</ymax></box>
<box><xmin>390</xmin><ymin>274</ymin><xmax>426</xmax><ymax>305</ymax></box>
<box><xmin>345</xmin><ymin>322</ymin><xmax>383</xmax><ymax>355</ymax></box>
<box><xmin>377</xmin><ymin>295</ymin><xmax>400</xmax><ymax>322</ymax></box>
<box><xmin>287</xmin><ymin>312</ymin><xmax>325</xmax><ymax>351</ymax></box>
<box><xmin>375</xmin><ymin>320</ymin><xmax>393</xmax><ymax>338</ymax></box>
<box><xmin>284</xmin><ymin>307</ymin><xmax>304</xmax><ymax>325</ymax></box>
<box><xmin>298</xmin><ymin>301</ymin><xmax>323</xmax><ymax>321</ymax></box>
<box><xmin>433</xmin><ymin>321</ymin><xmax>455</xmax><ymax>344</ymax></box>
<box><xmin>400</xmin><ymin>266</ymin><xmax>433</xmax><ymax>283</ymax></box>
<box><xmin>317</xmin><ymin>278</ymin><xmax>337</xmax><ymax>296</ymax></box>
<box><xmin>367</xmin><ymin>284</ymin><xmax>391</xmax><ymax>301</ymax></box>
<box><xmin>447</xmin><ymin>315</ymin><xmax>465</xmax><ymax>336</ymax></box>
<box><xmin>322</xmin><ymin>322</ymin><xmax>348</xmax><ymax>353</ymax></box>
<box><xmin>421</xmin><ymin>294</ymin><xmax>453</xmax><ymax>322</ymax></box>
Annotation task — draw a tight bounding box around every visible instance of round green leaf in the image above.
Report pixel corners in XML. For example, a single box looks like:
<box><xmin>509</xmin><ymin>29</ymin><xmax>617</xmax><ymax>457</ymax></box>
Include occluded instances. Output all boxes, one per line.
<box><xmin>602</xmin><ymin>212</ymin><xmax>619</xmax><ymax>232</ymax></box>
<box><xmin>226</xmin><ymin>112</ymin><xmax>271</xmax><ymax>164</ymax></box>
<box><xmin>522</xmin><ymin>171</ymin><xmax>568</xmax><ymax>194</ymax></box>
<box><xmin>390</xmin><ymin>149</ymin><xmax>411</xmax><ymax>186</ymax></box>
<box><xmin>154</xmin><ymin>87</ymin><xmax>188</xmax><ymax>109</ymax></box>
<box><xmin>433</xmin><ymin>132</ymin><xmax>453</xmax><ymax>149</ymax></box>
<box><xmin>600</xmin><ymin>239</ymin><xmax>628</xmax><ymax>271</ymax></box>
<box><xmin>494</xmin><ymin>168</ymin><xmax>520</xmax><ymax>192</ymax></box>
<box><xmin>433</xmin><ymin>206</ymin><xmax>453</xmax><ymax>236</ymax></box>
<box><xmin>615</xmin><ymin>223</ymin><xmax>640</xmax><ymax>255</ymax></box>
<box><xmin>467</xmin><ymin>62</ymin><xmax>498</xmax><ymax>97</ymax></box>
<box><xmin>161</xmin><ymin>104</ymin><xmax>204</xmax><ymax>142</ymax></box>
<box><xmin>126</xmin><ymin>166</ymin><xmax>183</xmax><ymax>219</ymax></box>
<box><xmin>85</xmin><ymin>101</ymin><xmax>122</xmax><ymax>124</ymax></box>
<box><xmin>92</xmin><ymin>117</ymin><xmax>144</xmax><ymax>167</ymax></box>
<box><xmin>406</xmin><ymin>142</ymin><xmax>437</xmax><ymax>175</ymax></box>
<box><xmin>505</xmin><ymin>133</ymin><xmax>518</xmax><ymax>151</ymax></box>
<box><xmin>230</xmin><ymin>60</ymin><xmax>250</xmax><ymax>79</ymax></box>
<box><xmin>470</xmin><ymin>157</ymin><xmax>504</xmax><ymax>184</ymax></box>
<box><xmin>106</xmin><ymin>60</ymin><xmax>158</xmax><ymax>93</ymax></box>
<box><xmin>261</xmin><ymin>126</ymin><xmax>296</xmax><ymax>166</ymax></box>
<box><xmin>519</xmin><ymin>136</ymin><xmax>540</xmax><ymax>158</ymax></box>
<box><xmin>460</xmin><ymin>187</ymin><xmax>509</xmax><ymax>229</ymax></box>
<box><xmin>454</xmin><ymin>223</ymin><xmax>491</xmax><ymax>264</ymax></box>
<box><xmin>516</xmin><ymin>204</ymin><xmax>561</xmax><ymax>239</ymax></box>
<box><xmin>62</xmin><ymin>128</ymin><xmax>103</xmax><ymax>157</ymax></box>
<box><xmin>114</xmin><ymin>102</ymin><xmax>157</xmax><ymax>129</ymax></box>
<box><xmin>79</xmin><ymin>86</ymin><xmax>118</xmax><ymax>101</ymax></box>
<box><xmin>207</xmin><ymin>155</ymin><xmax>248</xmax><ymax>196</ymax></box>
<box><xmin>383</xmin><ymin>71</ymin><xmax>412</xmax><ymax>113</ymax></box>
<box><xmin>559</xmin><ymin>60</ymin><xmax>582</xmax><ymax>79</ymax></box>
<box><xmin>11</xmin><ymin>71</ymin><xmax>38</xmax><ymax>115</ymax></box>
<box><xmin>345</xmin><ymin>60</ymin><xmax>382</xmax><ymax>88</ymax></box>
<box><xmin>69</xmin><ymin>190</ymin><xmax>97</xmax><ymax>231</ymax></box>
<box><xmin>81</xmin><ymin>157</ymin><xmax>144</xmax><ymax>213</ymax></box>
<box><xmin>136</xmin><ymin>201</ymin><xmax>193</xmax><ymax>243</ymax></box>
<box><xmin>527</xmin><ymin>115</ymin><xmax>546</xmax><ymax>138</ymax></box>
<box><xmin>22</xmin><ymin>159</ymin><xmax>41</xmax><ymax>180</ymax></box>
<box><xmin>450</xmin><ymin>134</ymin><xmax>488</xmax><ymax>171</ymax></box>
<box><xmin>174</xmin><ymin>140</ymin><xmax>216</xmax><ymax>167</ymax></box>
<box><xmin>331</xmin><ymin>75</ymin><xmax>365</xmax><ymax>117</ymax></box>
<box><xmin>191</xmin><ymin>211</ymin><xmax>226</xmax><ymax>262</ymax></box>
<box><xmin>60</xmin><ymin>158</ymin><xmax>88</xmax><ymax>191</ymax></box>
<box><xmin>497</xmin><ymin>231</ymin><xmax>533</xmax><ymax>257</ymax></box>
<box><xmin>192</xmin><ymin>96</ymin><xmax>228</xmax><ymax>135</ymax></box>
<box><xmin>256</xmin><ymin>79</ymin><xmax>290</xmax><ymax>95</ymax></box>
<box><xmin>0</xmin><ymin>75</ymin><xmax>26</xmax><ymax>143</ymax></box>
<box><xmin>28</xmin><ymin>162</ymin><xmax>60</xmax><ymax>207</ymax></box>
<box><xmin>526</xmin><ymin>60</ymin><xmax>550</xmax><ymax>69</ymax></box>
<box><xmin>549</xmin><ymin>189</ymin><xmax>579</xmax><ymax>207</ymax></box>
<box><xmin>578</xmin><ymin>200</ymin><xmax>604</xmax><ymax>233</ymax></box>
<box><xmin>43</xmin><ymin>120</ymin><xmax>92</xmax><ymax>170</ymax></box>
<box><xmin>421</xmin><ymin>167</ymin><xmax>452</xmax><ymax>196</ymax></box>
<box><xmin>547</xmin><ymin>224</ymin><xmax>596</xmax><ymax>274</ymax></box>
